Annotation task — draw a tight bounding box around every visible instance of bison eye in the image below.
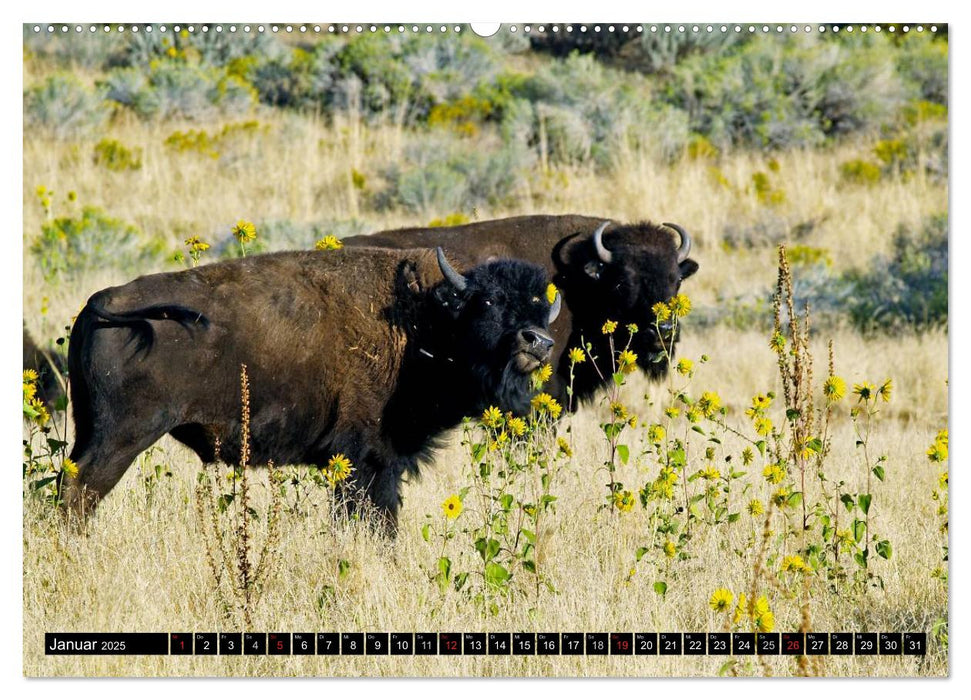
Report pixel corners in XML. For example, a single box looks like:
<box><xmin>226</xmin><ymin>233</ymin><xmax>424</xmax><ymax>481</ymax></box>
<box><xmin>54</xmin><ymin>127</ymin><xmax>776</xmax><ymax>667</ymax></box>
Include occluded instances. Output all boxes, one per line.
<box><xmin>484</xmin><ymin>299</ymin><xmax>493</xmax><ymax>307</ymax></box>
<box><xmin>531</xmin><ymin>296</ymin><xmax>541</xmax><ymax>304</ymax></box>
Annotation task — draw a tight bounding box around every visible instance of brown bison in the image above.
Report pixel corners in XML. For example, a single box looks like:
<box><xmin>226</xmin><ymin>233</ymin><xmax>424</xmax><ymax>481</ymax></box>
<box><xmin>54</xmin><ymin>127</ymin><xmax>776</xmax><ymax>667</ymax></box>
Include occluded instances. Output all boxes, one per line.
<box><xmin>65</xmin><ymin>247</ymin><xmax>560</xmax><ymax>530</ymax></box>
<box><xmin>343</xmin><ymin>215</ymin><xmax>699</xmax><ymax>405</ymax></box>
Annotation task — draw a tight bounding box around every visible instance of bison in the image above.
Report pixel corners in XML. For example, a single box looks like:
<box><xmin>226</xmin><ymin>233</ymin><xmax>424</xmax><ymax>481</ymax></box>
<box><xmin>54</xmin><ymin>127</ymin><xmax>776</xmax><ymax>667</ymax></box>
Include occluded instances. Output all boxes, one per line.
<box><xmin>65</xmin><ymin>247</ymin><xmax>560</xmax><ymax>531</ymax></box>
<box><xmin>343</xmin><ymin>215</ymin><xmax>700</xmax><ymax>406</ymax></box>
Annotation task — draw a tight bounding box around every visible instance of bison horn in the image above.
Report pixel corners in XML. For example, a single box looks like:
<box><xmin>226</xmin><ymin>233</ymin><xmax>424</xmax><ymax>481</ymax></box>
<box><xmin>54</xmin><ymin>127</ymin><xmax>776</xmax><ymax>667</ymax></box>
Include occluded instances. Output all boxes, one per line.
<box><xmin>664</xmin><ymin>222</ymin><xmax>692</xmax><ymax>262</ymax></box>
<box><xmin>436</xmin><ymin>247</ymin><xmax>468</xmax><ymax>292</ymax></box>
<box><xmin>548</xmin><ymin>291</ymin><xmax>562</xmax><ymax>324</ymax></box>
<box><xmin>592</xmin><ymin>221</ymin><xmax>613</xmax><ymax>264</ymax></box>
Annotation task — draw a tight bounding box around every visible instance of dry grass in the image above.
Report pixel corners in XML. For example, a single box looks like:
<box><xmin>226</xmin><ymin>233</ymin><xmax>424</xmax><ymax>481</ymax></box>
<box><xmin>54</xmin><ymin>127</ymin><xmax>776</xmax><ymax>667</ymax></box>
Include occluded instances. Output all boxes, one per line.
<box><xmin>22</xmin><ymin>109</ymin><xmax>948</xmax><ymax>678</ymax></box>
<box><xmin>22</xmin><ymin>328</ymin><xmax>948</xmax><ymax>677</ymax></box>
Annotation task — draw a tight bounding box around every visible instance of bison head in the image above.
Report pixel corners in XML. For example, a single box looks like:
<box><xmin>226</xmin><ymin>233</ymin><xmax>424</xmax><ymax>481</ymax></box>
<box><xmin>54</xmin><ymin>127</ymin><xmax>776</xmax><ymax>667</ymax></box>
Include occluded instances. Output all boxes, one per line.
<box><xmin>554</xmin><ymin>220</ymin><xmax>699</xmax><ymax>378</ymax></box>
<box><xmin>430</xmin><ymin>248</ymin><xmax>560</xmax><ymax>415</ymax></box>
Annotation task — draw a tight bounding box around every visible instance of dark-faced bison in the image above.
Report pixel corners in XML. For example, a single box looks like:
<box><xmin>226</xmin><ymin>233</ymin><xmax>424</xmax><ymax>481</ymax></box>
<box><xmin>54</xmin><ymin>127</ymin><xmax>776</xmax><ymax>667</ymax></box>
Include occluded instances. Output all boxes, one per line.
<box><xmin>343</xmin><ymin>215</ymin><xmax>700</xmax><ymax>405</ymax></box>
<box><xmin>65</xmin><ymin>247</ymin><xmax>560</xmax><ymax>530</ymax></box>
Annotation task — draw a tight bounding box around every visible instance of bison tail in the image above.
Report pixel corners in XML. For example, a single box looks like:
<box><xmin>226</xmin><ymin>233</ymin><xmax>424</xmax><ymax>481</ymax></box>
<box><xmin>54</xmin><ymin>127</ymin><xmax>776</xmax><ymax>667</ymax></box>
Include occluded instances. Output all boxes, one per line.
<box><xmin>85</xmin><ymin>303</ymin><xmax>210</xmax><ymax>355</ymax></box>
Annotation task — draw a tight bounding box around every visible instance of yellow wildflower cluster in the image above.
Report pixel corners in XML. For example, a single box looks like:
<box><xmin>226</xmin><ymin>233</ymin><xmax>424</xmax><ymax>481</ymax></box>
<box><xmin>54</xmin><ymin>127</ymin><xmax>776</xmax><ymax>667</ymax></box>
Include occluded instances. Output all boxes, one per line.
<box><xmin>184</xmin><ymin>236</ymin><xmax>210</xmax><ymax>254</ymax></box>
<box><xmin>781</xmin><ymin>554</ymin><xmax>811</xmax><ymax>574</ymax></box>
<box><xmin>441</xmin><ymin>494</ymin><xmax>463</xmax><ymax>519</ymax></box>
<box><xmin>531</xmin><ymin>393</ymin><xmax>563</xmax><ymax>419</ymax></box>
<box><xmin>481</xmin><ymin>405</ymin><xmax>503</xmax><ymax>429</ymax></box>
<box><xmin>664</xmin><ymin>406</ymin><xmax>681</xmax><ymax>419</ymax></box>
<box><xmin>324</xmin><ymin>453</ymin><xmax>354</xmax><ymax>488</ymax></box>
<box><xmin>699</xmin><ymin>465</ymin><xmax>721</xmax><ymax>481</ymax></box>
<box><xmin>763</xmin><ymin>463</ymin><xmax>786</xmax><ymax>484</ymax></box>
<box><xmin>617</xmin><ymin>349</ymin><xmax>638</xmax><ymax>374</ymax></box>
<box><xmin>696</xmin><ymin>391</ymin><xmax>722</xmax><ymax>418</ymax></box>
<box><xmin>747</xmin><ymin>499</ymin><xmax>764</xmax><ymax>516</ymax></box>
<box><xmin>754</xmin><ymin>416</ymin><xmax>773</xmax><ymax>436</ymax></box>
<box><xmin>626</xmin><ymin>323</ymin><xmax>639</xmax><ymax>335</ymax></box>
<box><xmin>612</xmin><ymin>490</ymin><xmax>635</xmax><ymax>513</ymax></box>
<box><xmin>23</xmin><ymin>370</ymin><xmax>50</xmax><ymax>427</ymax></box>
<box><xmin>823</xmin><ymin>375</ymin><xmax>847</xmax><ymax>402</ymax></box>
<box><xmin>316</xmin><ymin>235</ymin><xmax>343</xmax><ymax>250</ymax></box>
<box><xmin>769</xmin><ymin>332</ymin><xmax>786</xmax><ymax>353</ymax></box>
<box><xmin>649</xmin><ymin>467</ymin><xmax>679</xmax><ymax>500</ymax></box>
<box><xmin>651</xmin><ymin>302</ymin><xmax>671</xmax><ymax>322</ymax></box>
<box><xmin>647</xmin><ymin>424</ymin><xmax>666</xmax><ymax>445</ymax></box>
<box><xmin>568</xmin><ymin>347</ymin><xmax>586</xmax><ymax>364</ymax></box>
<box><xmin>61</xmin><ymin>457</ymin><xmax>79</xmax><ymax>478</ymax></box>
<box><xmin>927</xmin><ymin>428</ymin><xmax>948</xmax><ymax>463</ymax></box>
<box><xmin>668</xmin><ymin>294</ymin><xmax>692</xmax><ymax>318</ymax></box>
<box><xmin>662</xmin><ymin>540</ymin><xmax>677</xmax><ymax>558</ymax></box>
<box><xmin>557</xmin><ymin>437</ymin><xmax>572</xmax><ymax>457</ymax></box>
<box><xmin>745</xmin><ymin>393</ymin><xmax>772</xmax><ymax>417</ymax></box>
<box><xmin>601</xmin><ymin>320</ymin><xmax>618</xmax><ymax>335</ymax></box>
<box><xmin>610</xmin><ymin>401</ymin><xmax>628</xmax><ymax>421</ymax></box>
<box><xmin>489</xmin><ymin>431</ymin><xmax>509</xmax><ymax>451</ymax></box>
<box><xmin>507</xmin><ymin>416</ymin><xmax>527</xmax><ymax>437</ymax></box>
<box><xmin>532</xmin><ymin>363</ymin><xmax>553</xmax><ymax>385</ymax></box>
<box><xmin>675</xmin><ymin>358</ymin><xmax>693</xmax><ymax>376</ymax></box>
<box><xmin>232</xmin><ymin>220</ymin><xmax>257</xmax><ymax>243</ymax></box>
<box><xmin>709</xmin><ymin>588</ymin><xmax>733</xmax><ymax>612</ymax></box>
<box><xmin>772</xmin><ymin>487</ymin><xmax>791</xmax><ymax>507</ymax></box>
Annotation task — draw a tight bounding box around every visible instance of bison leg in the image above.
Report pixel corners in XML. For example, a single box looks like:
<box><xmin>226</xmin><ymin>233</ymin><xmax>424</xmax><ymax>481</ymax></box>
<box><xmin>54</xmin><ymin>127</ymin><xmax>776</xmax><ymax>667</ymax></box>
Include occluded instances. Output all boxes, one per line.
<box><xmin>64</xmin><ymin>425</ymin><xmax>172</xmax><ymax>523</ymax></box>
<box><xmin>331</xmin><ymin>452</ymin><xmax>409</xmax><ymax>537</ymax></box>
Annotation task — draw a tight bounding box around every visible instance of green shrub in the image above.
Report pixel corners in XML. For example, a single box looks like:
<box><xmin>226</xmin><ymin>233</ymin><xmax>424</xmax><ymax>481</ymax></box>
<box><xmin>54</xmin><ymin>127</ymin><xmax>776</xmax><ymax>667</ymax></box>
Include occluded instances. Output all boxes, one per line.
<box><xmin>376</xmin><ymin>134</ymin><xmax>530</xmax><ymax>216</ymax></box>
<box><xmin>101</xmin><ymin>59</ymin><xmax>257</xmax><ymax>120</ymax></box>
<box><xmin>93</xmin><ymin>138</ymin><xmax>143</xmax><ymax>171</ymax></box>
<box><xmin>843</xmin><ymin>215</ymin><xmax>948</xmax><ymax>333</ymax></box>
<box><xmin>23</xmin><ymin>74</ymin><xmax>109</xmax><ymax>140</ymax></box>
<box><xmin>840</xmin><ymin>159</ymin><xmax>883</xmax><ymax>185</ymax></box>
<box><xmin>31</xmin><ymin>206</ymin><xmax>163</xmax><ymax>281</ymax></box>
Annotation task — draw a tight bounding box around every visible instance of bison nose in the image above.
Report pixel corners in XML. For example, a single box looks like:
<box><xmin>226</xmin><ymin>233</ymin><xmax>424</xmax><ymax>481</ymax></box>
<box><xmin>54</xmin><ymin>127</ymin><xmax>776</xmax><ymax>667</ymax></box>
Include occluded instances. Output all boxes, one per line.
<box><xmin>519</xmin><ymin>328</ymin><xmax>554</xmax><ymax>356</ymax></box>
<box><xmin>657</xmin><ymin>320</ymin><xmax>675</xmax><ymax>339</ymax></box>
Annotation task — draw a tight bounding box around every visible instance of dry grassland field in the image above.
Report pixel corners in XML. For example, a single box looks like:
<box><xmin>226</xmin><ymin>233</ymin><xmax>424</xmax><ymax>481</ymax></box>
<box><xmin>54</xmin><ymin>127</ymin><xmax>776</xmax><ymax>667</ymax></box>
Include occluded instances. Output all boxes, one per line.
<box><xmin>21</xmin><ymin>24</ymin><xmax>948</xmax><ymax>678</ymax></box>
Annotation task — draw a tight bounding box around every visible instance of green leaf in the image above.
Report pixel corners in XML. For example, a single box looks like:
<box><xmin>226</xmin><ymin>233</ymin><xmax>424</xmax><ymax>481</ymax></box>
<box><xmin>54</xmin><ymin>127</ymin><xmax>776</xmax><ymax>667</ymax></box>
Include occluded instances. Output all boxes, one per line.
<box><xmin>46</xmin><ymin>438</ymin><xmax>69</xmax><ymax>452</ymax></box>
<box><xmin>786</xmin><ymin>408</ymin><xmax>801</xmax><ymax>421</ymax></box>
<box><xmin>755</xmin><ymin>440</ymin><xmax>767</xmax><ymax>457</ymax></box>
<box><xmin>727</xmin><ymin>512</ymin><xmax>741</xmax><ymax>523</ymax></box>
<box><xmin>807</xmin><ymin>437</ymin><xmax>823</xmax><ymax>453</ymax></box>
<box><xmin>613</xmin><ymin>372</ymin><xmax>625</xmax><ymax>386</ymax></box>
<box><xmin>338</xmin><ymin>559</ymin><xmax>351</xmax><ymax>579</ymax></box>
<box><xmin>521</xmin><ymin>529</ymin><xmax>536</xmax><ymax>544</ymax></box>
<box><xmin>691</xmin><ymin>425</ymin><xmax>706</xmax><ymax>436</ymax></box>
<box><xmin>718</xmin><ymin>660</ymin><xmax>736</xmax><ymax>676</ymax></box>
<box><xmin>53</xmin><ymin>393</ymin><xmax>69</xmax><ymax>412</ymax></box>
<box><xmin>853</xmin><ymin>519</ymin><xmax>866</xmax><ymax>543</ymax></box>
<box><xmin>522</xmin><ymin>560</ymin><xmax>536</xmax><ymax>573</ymax></box>
<box><xmin>31</xmin><ymin>476</ymin><xmax>56</xmax><ymax>491</ymax></box>
<box><xmin>617</xmin><ymin>444</ymin><xmax>630</xmax><ymax>465</ymax></box>
<box><xmin>454</xmin><ymin>572</ymin><xmax>468</xmax><ymax>591</ymax></box>
<box><xmin>872</xmin><ymin>465</ymin><xmax>885</xmax><ymax>482</ymax></box>
<box><xmin>876</xmin><ymin>540</ymin><xmax>892</xmax><ymax>560</ymax></box>
<box><xmin>437</xmin><ymin>556</ymin><xmax>451</xmax><ymax>580</ymax></box>
<box><xmin>653</xmin><ymin>581</ymin><xmax>668</xmax><ymax>596</ymax></box>
<box><xmin>858</xmin><ymin>493</ymin><xmax>872</xmax><ymax>514</ymax></box>
<box><xmin>787</xmin><ymin>491</ymin><xmax>803</xmax><ymax>508</ymax></box>
<box><xmin>421</xmin><ymin>523</ymin><xmax>431</xmax><ymax>543</ymax></box>
<box><xmin>635</xmin><ymin>547</ymin><xmax>649</xmax><ymax>562</ymax></box>
<box><xmin>484</xmin><ymin>562</ymin><xmax>511</xmax><ymax>587</ymax></box>
<box><xmin>471</xmin><ymin>443</ymin><xmax>486</xmax><ymax>463</ymax></box>
<box><xmin>840</xmin><ymin>494</ymin><xmax>855</xmax><ymax>512</ymax></box>
<box><xmin>500</xmin><ymin>493</ymin><xmax>514</xmax><ymax>511</ymax></box>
